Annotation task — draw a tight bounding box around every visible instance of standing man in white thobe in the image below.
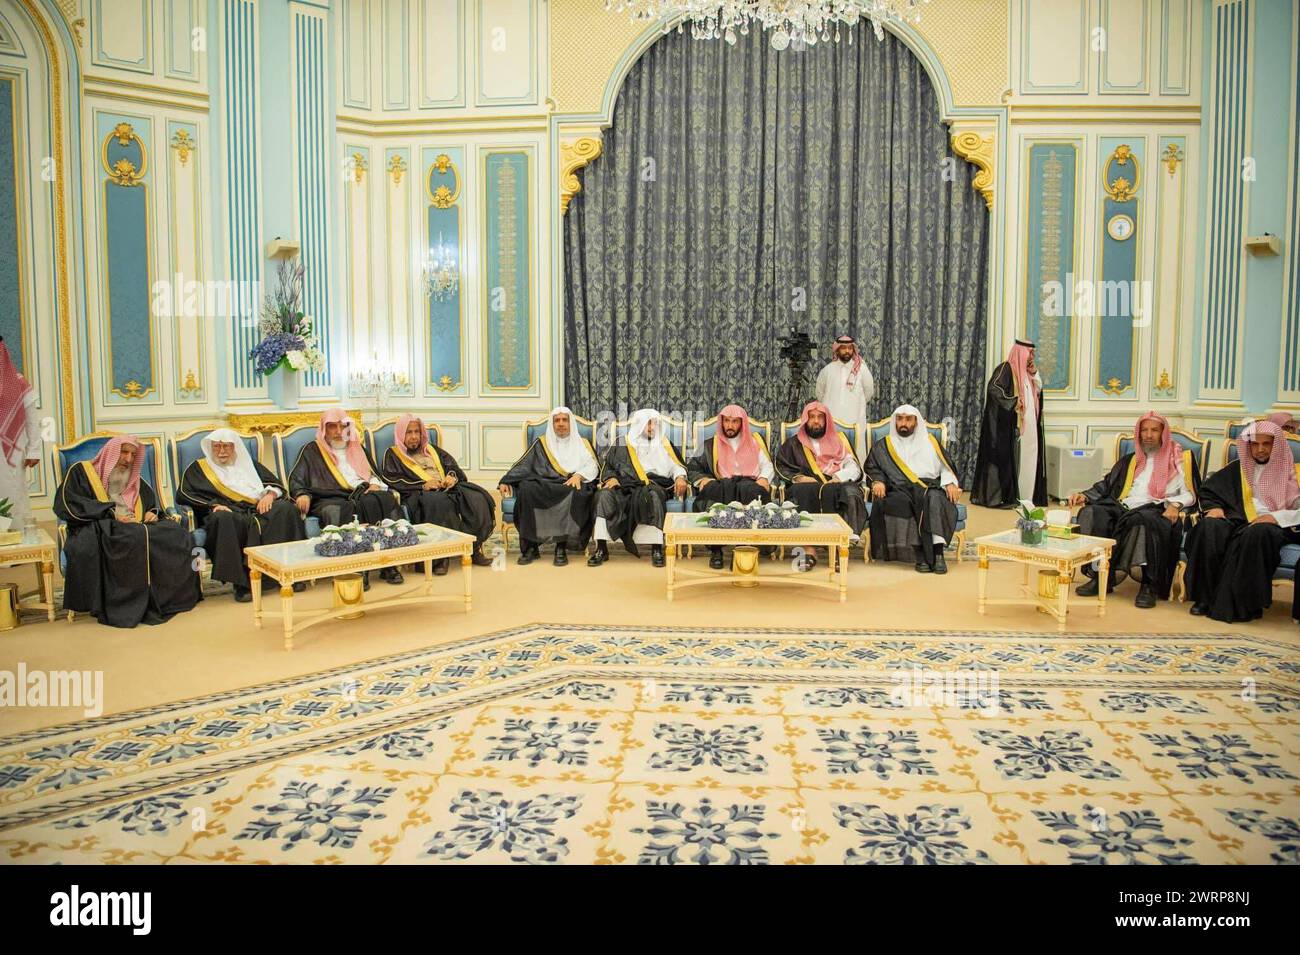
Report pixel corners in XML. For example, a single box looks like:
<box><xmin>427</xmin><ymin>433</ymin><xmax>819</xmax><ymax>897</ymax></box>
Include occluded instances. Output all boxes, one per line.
<box><xmin>0</xmin><ymin>337</ymin><xmax>40</xmax><ymax>526</ymax></box>
<box><xmin>814</xmin><ymin>334</ymin><xmax>874</xmax><ymax>458</ymax></box>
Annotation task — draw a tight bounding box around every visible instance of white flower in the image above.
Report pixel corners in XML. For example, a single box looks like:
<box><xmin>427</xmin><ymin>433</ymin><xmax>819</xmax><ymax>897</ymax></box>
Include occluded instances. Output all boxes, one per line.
<box><xmin>285</xmin><ymin>349</ymin><xmax>308</xmax><ymax>371</ymax></box>
<box><xmin>383</xmin><ymin>529</ymin><xmax>394</xmax><ymax>537</ymax></box>
<box><xmin>350</xmin><ymin>534</ymin><xmax>362</xmax><ymax>544</ymax></box>
<box><xmin>372</xmin><ymin>542</ymin><xmax>382</xmax><ymax>551</ymax></box>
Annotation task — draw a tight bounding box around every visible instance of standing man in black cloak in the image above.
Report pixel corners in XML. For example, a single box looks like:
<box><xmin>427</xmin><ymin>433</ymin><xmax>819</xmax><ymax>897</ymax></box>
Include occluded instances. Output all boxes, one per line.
<box><xmin>688</xmin><ymin>403</ymin><xmax>775</xmax><ymax>569</ymax></box>
<box><xmin>381</xmin><ymin>412</ymin><xmax>495</xmax><ymax>574</ymax></box>
<box><xmin>178</xmin><ymin>428</ymin><xmax>305</xmax><ymax>602</ymax></box>
<box><xmin>589</xmin><ymin>408</ymin><xmax>688</xmax><ymax>568</ymax></box>
<box><xmin>498</xmin><ymin>406</ymin><xmax>599</xmax><ymax>566</ymax></box>
<box><xmin>774</xmin><ymin>400</ymin><xmax>867</xmax><ymax>566</ymax></box>
<box><xmin>864</xmin><ymin>405</ymin><xmax>962</xmax><ymax>574</ymax></box>
<box><xmin>54</xmin><ymin>435</ymin><xmax>202</xmax><ymax>627</ymax></box>
<box><xmin>1184</xmin><ymin>420</ymin><xmax>1300</xmax><ymax>623</ymax></box>
<box><xmin>289</xmin><ymin>407</ymin><xmax>404</xmax><ymax>586</ymax></box>
<box><xmin>1068</xmin><ymin>412</ymin><xmax>1197</xmax><ymax>609</ymax></box>
<box><xmin>972</xmin><ymin>339</ymin><xmax>1047</xmax><ymax>507</ymax></box>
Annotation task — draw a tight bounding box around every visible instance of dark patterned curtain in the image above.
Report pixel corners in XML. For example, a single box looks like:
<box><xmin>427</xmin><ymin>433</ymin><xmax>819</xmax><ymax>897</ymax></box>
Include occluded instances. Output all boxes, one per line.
<box><xmin>563</xmin><ymin>22</ymin><xmax>989</xmax><ymax>478</ymax></box>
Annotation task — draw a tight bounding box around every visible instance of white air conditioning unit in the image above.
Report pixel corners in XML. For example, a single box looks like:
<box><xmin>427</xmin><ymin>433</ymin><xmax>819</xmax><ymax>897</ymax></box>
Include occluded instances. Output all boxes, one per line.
<box><xmin>1045</xmin><ymin>443</ymin><xmax>1103</xmax><ymax>502</ymax></box>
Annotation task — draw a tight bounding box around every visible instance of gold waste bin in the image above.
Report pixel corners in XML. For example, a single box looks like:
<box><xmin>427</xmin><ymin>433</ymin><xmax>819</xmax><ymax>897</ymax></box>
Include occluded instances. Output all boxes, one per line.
<box><xmin>332</xmin><ymin>573</ymin><xmax>366</xmax><ymax>620</ymax></box>
<box><xmin>0</xmin><ymin>582</ymin><xmax>20</xmax><ymax>631</ymax></box>
<box><xmin>731</xmin><ymin>546</ymin><xmax>760</xmax><ymax>587</ymax></box>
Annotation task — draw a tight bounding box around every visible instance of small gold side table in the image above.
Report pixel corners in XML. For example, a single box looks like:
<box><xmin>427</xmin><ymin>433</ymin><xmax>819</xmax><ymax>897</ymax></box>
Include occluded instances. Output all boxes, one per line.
<box><xmin>0</xmin><ymin>528</ymin><xmax>58</xmax><ymax>623</ymax></box>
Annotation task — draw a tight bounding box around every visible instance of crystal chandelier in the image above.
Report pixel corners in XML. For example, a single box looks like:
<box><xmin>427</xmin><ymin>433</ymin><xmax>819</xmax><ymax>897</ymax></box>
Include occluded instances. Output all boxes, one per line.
<box><xmin>349</xmin><ymin>352</ymin><xmax>410</xmax><ymax>423</ymax></box>
<box><xmin>422</xmin><ymin>234</ymin><xmax>458</xmax><ymax>301</ymax></box>
<box><xmin>607</xmin><ymin>0</ymin><xmax>928</xmax><ymax>48</ymax></box>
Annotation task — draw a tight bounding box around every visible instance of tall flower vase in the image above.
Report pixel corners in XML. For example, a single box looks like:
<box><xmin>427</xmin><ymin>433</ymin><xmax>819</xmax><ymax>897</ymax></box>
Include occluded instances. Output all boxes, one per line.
<box><xmin>268</xmin><ymin>366</ymin><xmax>301</xmax><ymax>410</ymax></box>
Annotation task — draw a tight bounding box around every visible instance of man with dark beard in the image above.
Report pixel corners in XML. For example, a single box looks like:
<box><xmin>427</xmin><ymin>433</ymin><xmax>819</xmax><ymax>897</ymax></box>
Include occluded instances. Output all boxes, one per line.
<box><xmin>382</xmin><ymin>413</ymin><xmax>495</xmax><ymax>574</ymax></box>
<box><xmin>177</xmin><ymin>428</ymin><xmax>305</xmax><ymax>602</ymax></box>
<box><xmin>864</xmin><ymin>405</ymin><xmax>961</xmax><ymax>574</ymax></box>
<box><xmin>1184</xmin><ymin>420</ymin><xmax>1300</xmax><ymax>623</ymax></box>
<box><xmin>589</xmin><ymin>408</ymin><xmax>688</xmax><ymax>568</ymax></box>
<box><xmin>774</xmin><ymin>400</ymin><xmax>866</xmax><ymax>567</ymax></box>
<box><xmin>1068</xmin><ymin>412</ymin><xmax>1197</xmax><ymax>609</ymax></box>
<box><xmin>688</xmin><ymin>404</ymin><xmax>774</xmax><ymax>569</ymax></box>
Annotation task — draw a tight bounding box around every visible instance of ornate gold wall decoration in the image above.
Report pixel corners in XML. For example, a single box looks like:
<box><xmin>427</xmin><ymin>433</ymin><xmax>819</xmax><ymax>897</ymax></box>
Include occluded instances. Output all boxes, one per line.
<box><xmin>122</xmin><ymin>380</ymin><xmax>144</xmax><ymax>398</ymax></box>
<box><xmin>949</xmin><ymin>131</ymin><xmax>994</xmax><ymax>211</ymax></box>
<box><xmin>101</xmin><ymin>123</ymin><xmax>147</xmax><ymax>186</ymax></box>
<box><xmin>560</xmin><ymin>136</ymin><xmax>603</xmax><ymax>215</ymax></box>
<box><xmin>182</xmin><ymin>369</ymin><xmax>198</xmax><ymax>392</ymax></box>
<box><xmin>171</xmin><ymin>129</ymin><xmax>194</xmax><ymax>165</ymax></box>
<box><xmin>433</xmin><ymin>153</ymin><xmax>452</xmax><ymax>175</ymax></box>
<box><xmin>1101</xmin><ymin>376</ymin><xmax>1125</xmax><ymax>396</ymax></box>
<box><xmin>1157</xmin><ymin>369</ymin><xmax>1172</xmax><ymax>392</ymax></box>
<box><xmin>431</xmin><ymin>184</ymin><xmax>455</xmax><ymax>209</ymax></box>
<box><xmin>351</xmin><ymin>152</ymin><xmax>368</xmax><ymax>184</ymax></box>
<box><xmin>387</xmin><ymin>155</ymin><xmax>407</xmax><ymax>184</ymax></box>
<box><xmin>435</xmin><ymin>374</ymin><xmax>456</xmax><ymax>392</ymax></box>
<box><xmin>1104</xmin><ymin>144</ymin><xmax>1140</xmax><ymax>201</ymax></box>
<box><xmin>1162</xmin><ymin>143</ymin><xmax>1184</xmax><ymax>176</ymax></box>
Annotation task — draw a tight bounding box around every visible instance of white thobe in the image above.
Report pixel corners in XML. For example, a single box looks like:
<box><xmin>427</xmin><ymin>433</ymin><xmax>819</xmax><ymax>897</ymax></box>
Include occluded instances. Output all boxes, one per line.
<box><xmin>815</xmin><ymin>360</ymin><xmax>874</xmax><ymax>455</ymax></box>
<box><xmin>333</xmin><ymin>448</ymin><xmax>387</xmax><ymax>489</ymax></box>
<box><xmin>1121</xmin><ymin>459</ymin><xmax>1195</xmax><ymax>510</ymax></box>
<box><xmin>728</xmin><ymin>435</ymin><xmax>775</xmax><ymax>483</ymax></box>
<box><xmin>1251</xmin><ymin>479</ymin><xmax>1300</xmax><ymax>528</ymax></box>
<box><xmin>806</xmin><ymin>437</ymin><xmax>861</xmax><ymax>483</ymax></box>
<box><xmin>1017</xmin><ymin>374</ymin><xmax>1042</xmax><ymax>501</ymax></box>
<box><xmin>0</xmin><ymin>391</ymin><xmax>40</xmax><ymax>524</ymax></box>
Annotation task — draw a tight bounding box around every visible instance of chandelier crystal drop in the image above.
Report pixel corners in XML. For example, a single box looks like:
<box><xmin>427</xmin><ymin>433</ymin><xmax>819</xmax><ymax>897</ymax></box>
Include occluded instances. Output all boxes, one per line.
<box><xmin>606</xmin><ymin>0</ymin><xmax>929</xmax><ymax>48</ymax></box>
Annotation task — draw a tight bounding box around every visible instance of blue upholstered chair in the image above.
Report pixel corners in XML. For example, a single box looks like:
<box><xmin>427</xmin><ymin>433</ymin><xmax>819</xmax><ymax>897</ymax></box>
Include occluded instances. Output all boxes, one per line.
<box><xmin>367</xmin><ymin>416</ymin><xmax>445</xmax><ymax>464</ymax></box>
<box><xmin>500</xmin><ymin>413</ymin><xmax>597</xmax><ymax>551</ymax></box>
<box><xmin>862</xmin><ymin>414</ymin><xmax>967</xmax><ymax>562</ymax></box>
<box><xmin>52</xmin><ymin>432</ymin><xmax>173</xmax><ymax>575</ymax></box>
<box><xmin>274</xmin><ymin>424</ymin><xmax>371</xmax><ymax>538</ymax></box>
<box><xmin>1223</xmin><ymin>426</ymin><xmax>1300</xmax><ymax>468</ymax></box>
<box><xmin>168</xmin><ymin>427</ymin><xmax>264</xmax><ymax>550</ymax></box>
<box><xmin>608</xmin><ymin>416</ymin><xmax>694</xmax><ymax>514</ymax></box>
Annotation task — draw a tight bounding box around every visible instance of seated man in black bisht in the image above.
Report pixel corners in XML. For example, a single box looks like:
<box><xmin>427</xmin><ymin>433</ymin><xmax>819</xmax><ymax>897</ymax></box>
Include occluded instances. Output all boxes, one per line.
<box><xmin>1184</xmin><ymin>420</ymin><xmax>1300</xmax><ymax>623</ymax></box>
<box><xmin>774</xmin><ymin>400</ymin><xmax>867</xmax><ymax>568</ymax></box>
<box><xmin>498</xmin><ymin>406</ymin><xmax>598</xmax><ymax>567</ymax></box>
<box><xmin>688</xmin><ymin>403</ymin><xmax>774</xmax><ymax>569</ymax></box>
<box><xmin>289</xmin><ymin>407</ymin><xmax>404</xmax><ymax>586</ymax></box>
<box><xmin>864</xmin><ymin>405</ymin><xmax>961</xmax><ymax>575</ymax></box>
<box><xmin>381</xmin><ymin>413</ymin><xmax>495</xmax><ymax>574</ymax></box>
<box><xmin>1068</xmin><ymin>412</ymin><xmax>1196</xmax><ymax>609</ymax></box>
<box><xmin>54</xmin><ymin>435</ymin><xmax>202</xmax><ymax>627</ymax></box>
<box><xmin>177</xmin><ymin>427</ymin><xmax>305</xmax><ymax>602</ymax></box>
<box><xmin>589</xmin><ymin>408</ymin><xmax>689</xmax><ymax>569</ymax></box>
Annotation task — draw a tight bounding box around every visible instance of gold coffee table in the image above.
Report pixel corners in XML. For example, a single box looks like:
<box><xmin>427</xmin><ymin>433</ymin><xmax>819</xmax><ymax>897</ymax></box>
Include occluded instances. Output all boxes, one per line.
<box><xmin>244</xmin><ymin>523</ymin><xmax>474</xmax><ymax>650</ymax></box>
<box><xmin>662</xmin><ymin>512</ymin><xmax>851</xmax><ymax>602</ymax></box>
<box><xmin>0</xmin><ymin>529</ymin><xmax>58</xmax><ymax>623</ymax></box>
<box><xmin>975</xmin><ymin>529</ymin><xmax>1115</xmax><ymax>631</ymax></box>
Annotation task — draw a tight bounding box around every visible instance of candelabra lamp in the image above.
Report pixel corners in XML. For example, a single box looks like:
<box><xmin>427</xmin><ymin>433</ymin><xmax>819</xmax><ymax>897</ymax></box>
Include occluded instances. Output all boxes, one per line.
<box><xmin>349</xmin><ymin>355</ymin><xmax>410</xmax><ymax>426</ymax></box>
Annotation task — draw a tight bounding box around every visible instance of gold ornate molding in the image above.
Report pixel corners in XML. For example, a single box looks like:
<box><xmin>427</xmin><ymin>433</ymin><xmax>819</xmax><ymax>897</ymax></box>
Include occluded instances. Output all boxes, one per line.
<box><xmin>226</xmin><ymin>410</ymin><xmax>364</xmax><ymax>436</ymax></box>
<box><xmin>559</xmin><ymin>136</ymin><xmax>603</xmax><ymax>215</ymax></box>
<box><xmin>1161</xmin><ymin>142</ymin><xmax>1184</xmax><ymax>177</ymax></box>
<box><xmin>950</xmin><ymin>130</ymin><xmax>995</xmax><ymax>211</ymax></box>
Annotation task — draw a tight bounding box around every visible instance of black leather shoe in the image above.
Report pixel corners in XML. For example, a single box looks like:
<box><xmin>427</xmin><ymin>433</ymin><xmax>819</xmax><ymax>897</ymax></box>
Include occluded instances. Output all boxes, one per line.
<box><xmin>363</xmin><ymin>571</ymin><xmax>371</xmax><ymax>592</ymax></box>
<box><xmin>651</xmin><ymin>545</ymin><xmax>665</xmax><ymax>568</ymax></box>
<box><xmin>517</xmin><ymin>546</ymin><xmax>538</xmax><ymax>565</ymax></box>
<box><xmin>1135</xmin><ymin>585</ymin><xmax>1156</xmax><ymax>609</ymax></box>
<box><xmin>709</xmin><ymin>547</ymin><xmax>724</xmax><ymax>570</ymax></box>
<box><xmin>914</xmin><ymin>546</ymin><xmax>931</xmax><ymax>573</ymax></box>
<box><xmin>233</xmin><ymin>585</ymin><xmax>252</xmax><ymax>603</ymax></box>
<box><xmin>471</xmin><ymin>549</ymin><xmax>493</xmax><ymax>567</ymax></box>
<box><xmin>587</xmin><ymin>542</ymin><xmax>608</xmax><ymax>566</ymax></box>
<box><xmin>385</xmin><ymin>568</ymin><xmax>405</xmax><ymax>585</ymax></box>
<box><xmin>433</xmin><ymin>558</ymin><xmax>449</xmax><ymax>576</ymax></box>
<box><xmin>554</xmin><ymin>545</ymin><xmax>568</xmax><ymax>567</ymax></box>
<box><xmin>1076</xmin><ymin>577</ymin><xmax>1100</xmax><ymax>597</ymax></box>
<box><xmin>1190</xmin><ymin>602</ymin><xmax>1210</xmax><ymax>616</ymax></box>
<box><xmin>293</xmin><ymin>582</ymin><xmax>307</xmax><ymax>593</ymax></box>
<box><xmin>931</xmin><ymin>553</ymin><xmax>947</xmax><ymax>575</ymax></box>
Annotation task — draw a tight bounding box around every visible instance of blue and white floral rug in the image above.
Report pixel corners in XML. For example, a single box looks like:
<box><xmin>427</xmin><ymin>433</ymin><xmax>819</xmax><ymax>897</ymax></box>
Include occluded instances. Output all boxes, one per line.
<box><xmin>1</xmin><ymin>624</ymin><xmax>1298</xmax><ymax>864</ymax></box>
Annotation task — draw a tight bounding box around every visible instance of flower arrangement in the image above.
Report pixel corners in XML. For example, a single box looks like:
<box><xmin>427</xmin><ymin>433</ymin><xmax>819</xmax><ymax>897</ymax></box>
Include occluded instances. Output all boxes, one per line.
<box><xmin>312</xmin><ymin>518</ymin><xmax>424</xmax><ymax>557</ymax></box>
<box><xmin>1015</xmin><ymin>502</ymin><xmax>1047</xmax><ymax>546</ymax></box>
<box><xmin>250</xmin><ymin>258</ymin><xmax>327</xmax><ymax>377</ymax></box>
<box><xmin>697</xmin><ymin>500</ymin><xmax>812</xmax><ymax>530</ymax></box>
